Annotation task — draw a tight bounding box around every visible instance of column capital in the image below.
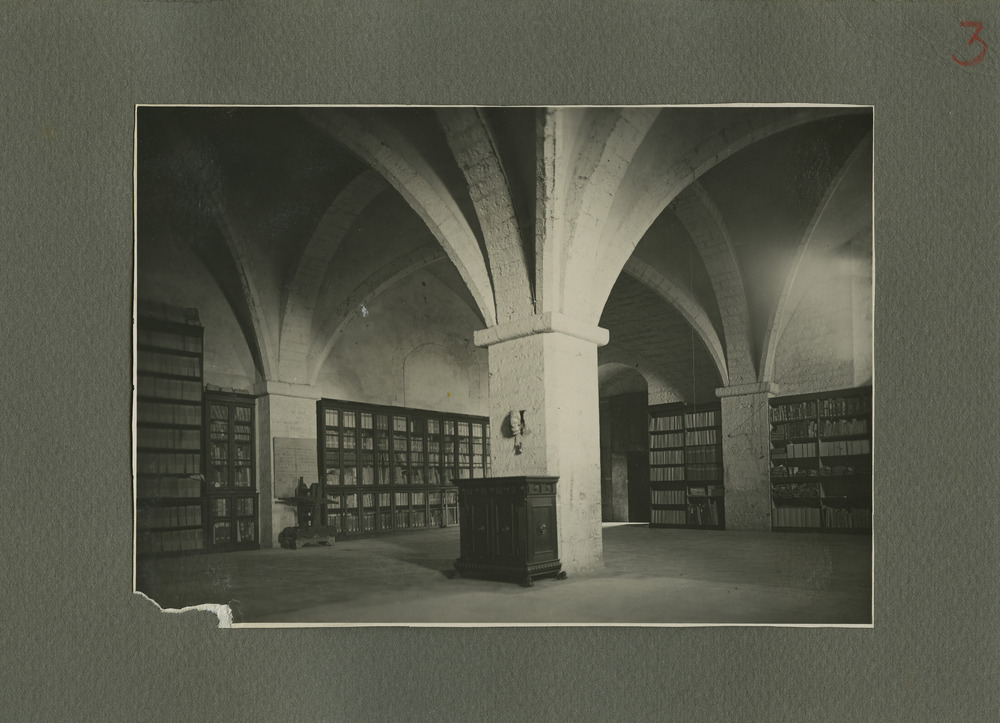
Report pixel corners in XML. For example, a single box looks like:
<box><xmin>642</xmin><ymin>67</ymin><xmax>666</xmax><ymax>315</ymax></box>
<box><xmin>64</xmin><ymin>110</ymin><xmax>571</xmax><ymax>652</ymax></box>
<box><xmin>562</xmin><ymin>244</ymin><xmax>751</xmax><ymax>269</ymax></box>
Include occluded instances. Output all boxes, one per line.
<box><xmin>715</xmin><ymin>381</ymin><xmax>780</xmax><ymax>399</ymax></box>
<box><xmin>252</xmin><ymin>379</ymin><xmax>321</xmax><ymax>400</ymax></box>
<box><xmin>473</xmin><ymin>312</ymin><xmax>609</xmax><ymax>348</ymax></box>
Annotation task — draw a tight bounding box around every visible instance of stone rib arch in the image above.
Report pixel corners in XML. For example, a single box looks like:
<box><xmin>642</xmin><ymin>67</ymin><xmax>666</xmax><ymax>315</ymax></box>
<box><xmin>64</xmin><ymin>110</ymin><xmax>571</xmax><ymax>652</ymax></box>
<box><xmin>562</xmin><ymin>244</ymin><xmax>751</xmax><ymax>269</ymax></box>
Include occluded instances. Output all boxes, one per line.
<box><xmin>670</xmin><ymin>182</ymin><xmax>756</xmax><ymax>385</ymax></box>
<box><xmin>209</xmin><ymin>208</ymin><xmax>277</xmax><ymax>380</ymax></box>
<box><xmin>307</xmin><ymin>244</ymin><xmax>447</xmax><ymax>385</ymax></box>
<box><xmin>560</xmin><ymin>108</ymin><xmax>661</xmax><ymax>313</ymax></box>
<box><xmin>277</xmin><ymin>170</ymin><xmax>386</xmax><ymax>382</ymax></box>
<box><xmin>437</xmin><ymin>109</ymin><xmax>533</xmax><ymax>323</ymax></box>
<box><xmin>622</xmin><ymin>257</ymin><xmax>730</xmax><ymax>387</ymax></box>
<box><xmin>302</xmin><ymin>108</ymin><xmax>497</xmax><ymax>327</ymax></box>
<box><xmin>585</xmin><ymin>107</ymin><xmax>862</xmax><ymax>323</ymax></box>
<box><xmin>759</xmin><ymin>132</ymin><xmax>873</xmax><ymax>383</ymax></box>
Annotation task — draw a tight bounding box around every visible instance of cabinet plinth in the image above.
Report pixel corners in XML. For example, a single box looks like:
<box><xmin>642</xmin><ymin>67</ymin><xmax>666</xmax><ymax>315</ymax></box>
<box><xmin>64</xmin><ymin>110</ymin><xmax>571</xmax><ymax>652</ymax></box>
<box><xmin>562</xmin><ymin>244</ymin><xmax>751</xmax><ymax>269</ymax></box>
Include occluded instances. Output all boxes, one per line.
<box><xmin>453</xmin><ymin>476</ymin><xmax>566</xmax><ymax>587</ymax></box>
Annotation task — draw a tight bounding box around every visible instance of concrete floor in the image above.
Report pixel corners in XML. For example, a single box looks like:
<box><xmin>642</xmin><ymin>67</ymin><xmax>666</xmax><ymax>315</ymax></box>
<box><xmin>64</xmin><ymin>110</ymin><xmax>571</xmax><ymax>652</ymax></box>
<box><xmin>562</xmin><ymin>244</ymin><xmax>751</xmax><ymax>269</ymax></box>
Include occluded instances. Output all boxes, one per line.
<box><xmin>135</xmin><ymin>524</ymin><xmax>872</xmax><ymax>625</ymax></box>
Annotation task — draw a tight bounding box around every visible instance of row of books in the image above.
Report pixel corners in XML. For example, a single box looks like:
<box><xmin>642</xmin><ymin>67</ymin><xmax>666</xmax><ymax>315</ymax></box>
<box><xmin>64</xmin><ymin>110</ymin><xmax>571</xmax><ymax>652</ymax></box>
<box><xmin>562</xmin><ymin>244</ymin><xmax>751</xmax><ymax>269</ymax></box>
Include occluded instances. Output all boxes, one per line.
<box><xmin>137</xmin><ymin>427</ymin><xmax>200</xmax><ymax>450</ymax></box>
<box><xmin>324</xmin><ymin>410</ymin><xmax>488</xmax><ymax>436</ymax></box>
<box><xmin>823</xmin><ymin>507</ymin><xmax>872</xmax><ymax>529</ymax></box>
<box><xmin>650</xmin><ymin>466</ymin><xmax>686</xmax><ymax>481</ymax></box>
<box><xmin>649</xmin><ymin>431</ymin><xmax>684</xmax><ymax>449</ymax></box>
<box><xmin>686</xmin><ymin>464</ymin><xmax>722</xmax><ymax>481</ymax></box>
<box><xmin>650</xmin><ymin>450</ymin><xmax>684</xmax><ymax>465</ymax></box>
<box><xmin>137</xmin><ymin>376</ymin><xmax>202</xmax><ymax>402</ymax></box>
<box><xmin>649</xmin><ymin>415</ymin><xmax>683</xmax><ymax>432</ymax></box>
<box><xmin>651</xmin><ymin>508</ymin><xmax>687</xmax><ymax>525</ymax></box>
<box><xmin>821</xmin><ymin>395</ymin><xmax>870</xmax><ymax>418</ymax></box>
<box><xmin>136</xmin><ymin>528</ymin><xmax>205</xmax><ymax>555</ymax></box>
<box><xmin>819</xmin><ymin>439</ymin><xmax>870</xmax><ymax>456</ymax></box>
<box><xmin>771</xmin><ymin>400</ymin><xmax>818</xmax><ymax>422</ymax></box>
<box><xmin>772</xmin><ymin>506</ymin><xmax>822</xmax><ymax>528</ymax></box>
<box><xmin>771</xmin><ymin>481</ymin><xmax>821</xmax><ymax>499</ymax></box>
<box><xmin>138</xmin><ymin>504</ymin><xmax>203</xmax><ymax>529</ymax></box>
<box><xmin>770</xmin><ymin>420</ymin><xmax>817</xmax><ymax>440</ymax></box>
<box><xmin>820</xmin><ymin>418</ymin><xmax>868</xmax><ymax>437</ymax></box>
<box><xmin>686</xmin><ymin>446</ymin><xmax>721</xmax><ymax>464</ymax></box>
<box><xmin>772</xmin><ymin>441</ymin><xmax>818</xmax><ymax>459</ymax></box>
<box><xmin>651</xmin><ymin>489</ymin><xmax>686</xmax><ymax>505</ymax></box>
<box><xmin>137</xmin><ymin>328</ymin><xmax>203</xmax><ymax>354</ymax></box>
<box><xmin>684</xmin><ymin>410</ymin><xmax>719</xmax><ymax>428</ymax></box>
<box><xmin>137</xmin><ymin>350</ymin><xmax>202</xmax><ymax>379</ymax></box>
<box><xmin>137</xmin><ymin>452</ymin><xmax>202</xmax><ymax>475</ymax></box>
<box><xmin>686</xmin><ymin>429</ymin><xmax>720</xmax><ymax>446</ymax></box>
<box><xmin>138</xmin><ymin>401</ymin><xmax>202</xmax><ymax>426</ymax></box>
<box><xmin>137</xmin><ymin>475</ymin><xmax>202</xmax><ymax>499</ymax></box>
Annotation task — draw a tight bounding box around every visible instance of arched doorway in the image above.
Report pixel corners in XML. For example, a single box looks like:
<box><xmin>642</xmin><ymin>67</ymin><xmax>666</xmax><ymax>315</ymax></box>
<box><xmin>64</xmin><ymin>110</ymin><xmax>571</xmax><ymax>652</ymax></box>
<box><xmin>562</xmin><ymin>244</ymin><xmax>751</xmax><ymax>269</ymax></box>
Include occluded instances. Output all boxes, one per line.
<box><xmin>598</xmin><ymin>364</ymin><xmax>650</xmax><ymax>523</ymax></box>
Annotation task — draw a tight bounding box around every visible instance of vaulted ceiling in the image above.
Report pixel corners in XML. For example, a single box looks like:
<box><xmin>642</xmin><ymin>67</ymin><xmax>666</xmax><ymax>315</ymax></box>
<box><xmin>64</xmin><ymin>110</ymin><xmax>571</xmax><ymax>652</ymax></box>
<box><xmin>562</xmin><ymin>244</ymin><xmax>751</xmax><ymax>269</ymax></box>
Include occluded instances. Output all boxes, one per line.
<box><xmin>137</xmin><ymin>105</ymin><xmax>873</xmax><ymax>396</ymax></box>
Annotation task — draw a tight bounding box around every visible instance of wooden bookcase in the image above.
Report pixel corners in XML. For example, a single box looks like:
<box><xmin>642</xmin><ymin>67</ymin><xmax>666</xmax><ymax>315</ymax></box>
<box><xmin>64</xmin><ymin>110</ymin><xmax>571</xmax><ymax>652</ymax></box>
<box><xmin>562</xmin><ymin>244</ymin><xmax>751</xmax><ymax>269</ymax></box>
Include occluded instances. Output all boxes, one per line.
<box><xmin>135</xmin><ymin>313</ymin><xmax>207</xmax><ymax>557</ymax></box>
<box><xmin>317</xmin><ymin>399</ymin><xmax>489</xmax><ymax>537</ymax></box>
<box><xmin>648</xmin><ymin>403</ymin><xmax>724</xmax><ymax>530</ymax></box>
<box><xmin>205</xmin><ymin>390</ymin><xmax>259</xmax><ymax>551</ymax></box>
<box><xmin>769</xmin><ymin>386</ymin><xmax>872</xmax><ymax>533</ymax></box>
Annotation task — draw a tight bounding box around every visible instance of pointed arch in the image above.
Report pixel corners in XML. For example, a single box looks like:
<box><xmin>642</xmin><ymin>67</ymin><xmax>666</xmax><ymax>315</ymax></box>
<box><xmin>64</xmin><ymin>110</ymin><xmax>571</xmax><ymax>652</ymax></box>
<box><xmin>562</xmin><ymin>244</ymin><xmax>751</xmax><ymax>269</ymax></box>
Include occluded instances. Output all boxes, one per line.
<box><xmin>622</xmin><ymin>257</ymin><xmax>730</xmax><ymax>386</ymax></box>
<box><xmin>555</xmin><ymin>108</ymin><xmax>661</xmax><ymax>316</ymax></box>
<box><xmin>759</xmin><ymin>132</ymin><xmax>873</xmax><ymax>382</ymax></box>
<box><xmin>670</xmin><ymin>182</ymin><xmax>756</xmax><ymax>385</ymax></box>
<box><xmin>586</xmin><ymin>107</ymin><xmax>863</xmax><ymax>323</ymax></box>
<box><xmin>302</xmin><ymin>108</ymin><xmax>497</xmax><ymax>327</ymax></box>
<box><xmin>307</xmin><ymin>244</ymin><xmax>447</xmax><ymax>385</ymax></box>
<box><xmin>437</xmin><ymin>108</ymin><xmax>533</xmax><ymax>323</ymax></box>
<box><xmin>277</xmin><ymin>170</ymin><xmax>386</xmax><ymax>381</ymax></box>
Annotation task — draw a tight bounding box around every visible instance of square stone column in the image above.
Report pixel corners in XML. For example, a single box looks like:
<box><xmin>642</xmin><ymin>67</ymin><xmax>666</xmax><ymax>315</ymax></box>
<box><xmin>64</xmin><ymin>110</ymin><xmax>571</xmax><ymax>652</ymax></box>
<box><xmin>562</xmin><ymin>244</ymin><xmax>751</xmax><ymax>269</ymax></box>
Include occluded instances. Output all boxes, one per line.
<box><xmin>715</xmin><ymin>382</ymin><xmax>779</xmax><ymax>531</ymax></box>
<box><xmin>475</xmin><ymin>313</ymin><xmax>609</xmax><ymax>573</ymax></box>
<box><xmin>253</xmin><ymin>381</ymin><xmax>321</xmax><ymax>548</ymax></box>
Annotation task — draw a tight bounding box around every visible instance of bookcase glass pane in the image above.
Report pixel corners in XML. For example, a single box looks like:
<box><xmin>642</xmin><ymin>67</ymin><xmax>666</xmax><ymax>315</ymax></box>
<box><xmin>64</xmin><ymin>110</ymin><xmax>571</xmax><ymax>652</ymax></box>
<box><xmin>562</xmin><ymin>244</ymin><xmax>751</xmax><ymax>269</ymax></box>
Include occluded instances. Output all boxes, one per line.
<box><xmin>236</xmin><ymin>497</ymin><xmax>254</xmax><ymax>517</ymax></box>
<box><xmin>236</xmin><ymin>520</ymin><xmax>255</xmax><ymax>543</ymax></box>
<box><xmin>233</xmin><ymin>466</ymin><xmax>251</xmax><ymax>488</ymax></box>
<box><xmin>213</xmin><ymin>522</ymin><xmax>231</xmax><ymax>545</ymax></box>
<box><xmin>343</xmin><ymin>410</ymin><xmax>356</xmax><ymax>428</ymax></box>
<box><xmin>393</xmin><ymin>415</ymin><xmax>407</xmax><ymax>432</ymax></box>
<box><xmin>213</xmin><ymin>498</ymin><xmax>230</xmax><ymax>518</ymax></box>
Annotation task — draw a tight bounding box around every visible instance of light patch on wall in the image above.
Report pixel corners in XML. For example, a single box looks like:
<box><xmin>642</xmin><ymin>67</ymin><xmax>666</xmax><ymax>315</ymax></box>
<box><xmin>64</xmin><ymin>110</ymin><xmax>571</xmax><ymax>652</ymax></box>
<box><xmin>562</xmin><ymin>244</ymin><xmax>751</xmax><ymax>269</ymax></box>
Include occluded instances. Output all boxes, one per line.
<box><xmin>360</xmin><ymin>304</ymin><xmax>368</xmax><ymax>317</ymax></box>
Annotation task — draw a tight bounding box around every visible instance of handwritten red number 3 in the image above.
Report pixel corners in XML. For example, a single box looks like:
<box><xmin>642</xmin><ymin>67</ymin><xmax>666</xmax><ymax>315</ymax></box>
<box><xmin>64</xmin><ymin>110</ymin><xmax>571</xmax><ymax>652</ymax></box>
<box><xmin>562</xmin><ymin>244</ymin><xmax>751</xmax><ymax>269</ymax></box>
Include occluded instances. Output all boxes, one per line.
<box><xmin>953</xmin><ymin>21</ymin><xmax>986</xmax><ymax>66</ymax></box>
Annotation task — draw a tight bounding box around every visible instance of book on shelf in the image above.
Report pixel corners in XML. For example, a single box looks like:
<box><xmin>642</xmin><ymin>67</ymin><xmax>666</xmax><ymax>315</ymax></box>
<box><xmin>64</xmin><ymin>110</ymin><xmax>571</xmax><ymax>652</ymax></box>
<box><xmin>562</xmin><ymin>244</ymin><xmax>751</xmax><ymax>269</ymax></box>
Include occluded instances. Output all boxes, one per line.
<box><xmin>683</xmin><ymin>410</ymin><xmax>719</xmax><ymax>428</ymax></box>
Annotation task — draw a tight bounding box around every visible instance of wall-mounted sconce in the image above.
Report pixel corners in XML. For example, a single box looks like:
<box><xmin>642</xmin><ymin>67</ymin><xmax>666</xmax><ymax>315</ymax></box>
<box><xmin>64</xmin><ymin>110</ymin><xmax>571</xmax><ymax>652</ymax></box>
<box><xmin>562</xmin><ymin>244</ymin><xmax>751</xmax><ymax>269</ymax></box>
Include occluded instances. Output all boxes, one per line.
<box><xmin>508</xmin><ymin>408</ymin><xmax>528</xmax><ymax>454</ymax></box>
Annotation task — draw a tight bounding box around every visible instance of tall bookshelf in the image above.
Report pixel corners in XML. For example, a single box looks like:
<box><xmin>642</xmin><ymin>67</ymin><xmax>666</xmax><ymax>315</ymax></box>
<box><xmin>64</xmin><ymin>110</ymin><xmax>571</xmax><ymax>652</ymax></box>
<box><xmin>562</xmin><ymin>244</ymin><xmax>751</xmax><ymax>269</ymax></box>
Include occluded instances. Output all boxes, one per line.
<box><xmin>648</xmin><ymin>403</ymin><xmax>724</xmax><ymax>530</ymax></box>
<box><xmin>135</xmin><ymin>312</ymin><xmax>207</xmax><ymax>557</ymax></box>
<box><xmin>317</xmin><ymin>399</ymin><xmax>489</xmax><ymax>537</ymax></box>
<box><xmin>769</xmin><ymin>386</ymin><xmax>872</xmax><ymax>533</ymax></box>
<box><xmin>205</xmin><ymin>390</ymin><xmax>259</xmax><ymax>552</ymax></box>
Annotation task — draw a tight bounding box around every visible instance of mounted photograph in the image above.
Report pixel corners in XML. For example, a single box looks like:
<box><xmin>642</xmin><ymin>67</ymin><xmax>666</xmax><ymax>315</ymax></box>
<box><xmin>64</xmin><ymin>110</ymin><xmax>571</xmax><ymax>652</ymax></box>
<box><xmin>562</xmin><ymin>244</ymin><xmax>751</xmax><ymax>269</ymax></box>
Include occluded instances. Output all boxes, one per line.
<box><xmin>133</xmin><ymin>105</ymin><xmax>873</xmax><ymax>626</ymax></box>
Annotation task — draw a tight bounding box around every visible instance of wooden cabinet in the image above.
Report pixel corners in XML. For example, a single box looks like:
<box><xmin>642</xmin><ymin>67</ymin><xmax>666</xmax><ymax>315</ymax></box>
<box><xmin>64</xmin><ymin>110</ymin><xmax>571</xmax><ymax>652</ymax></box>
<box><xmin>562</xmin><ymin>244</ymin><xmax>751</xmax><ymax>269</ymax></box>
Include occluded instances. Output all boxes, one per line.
<box><xmin>316</xmin><ymin>399</ymin><xmax>487</xmax><ymax>537</ymax></box>
<box><xmin>205</xmin><ymin>391</ymin><xmax>259</xmax><ymax>551</ymax></box>
<box><xmin>454</xmin><ymin>476</ymin><xmax>566</xmax><ymax>587</ymax></box>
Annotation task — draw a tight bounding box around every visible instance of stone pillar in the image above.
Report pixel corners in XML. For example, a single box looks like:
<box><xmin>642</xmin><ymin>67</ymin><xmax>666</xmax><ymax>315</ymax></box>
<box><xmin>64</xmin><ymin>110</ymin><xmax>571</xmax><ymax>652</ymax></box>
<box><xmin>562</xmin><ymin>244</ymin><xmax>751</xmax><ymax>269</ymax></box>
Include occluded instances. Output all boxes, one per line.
<box><xmin>715</xmin><ymin>382</ymin><xmax>779</xmax><ymax>531</ymax></box>
<box><xmin>474</xmin><ymin>312</ymin><xmax>609</xmax><ymax>573</ymax></box>
<box><xmin>254</xmin><ymin>381</ymin><xmax>321</xmax><ymax>548</ymax></box>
